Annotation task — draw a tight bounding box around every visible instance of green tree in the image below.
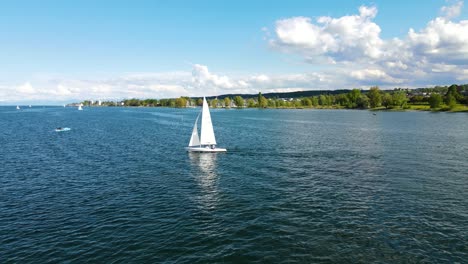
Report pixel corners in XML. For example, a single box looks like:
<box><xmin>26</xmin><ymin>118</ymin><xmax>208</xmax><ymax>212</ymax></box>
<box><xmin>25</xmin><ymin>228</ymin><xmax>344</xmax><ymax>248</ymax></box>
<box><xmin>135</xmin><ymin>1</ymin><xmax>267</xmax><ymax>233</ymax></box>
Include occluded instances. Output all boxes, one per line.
<box><xmin>268</xmin><ymin>99</ymin><xmax>277</xmax><ymax>108</ymax></box>
<box><xmin>445</xmin><ymin>94</ymin><xmax>457</xmax><ymax>109</ymax></box>
<box><xmin>174</xmin><ymin>97</ymin><xmax>187</xmax><ymax>108</ymax></box>
<box><xmin>368</xmin><ymin>86</ymin><xmax>382</xmax><ymax>108</ymax></box>
<box><xmin>428</xmin><ymin>93</ymin><xmax>443</xmax><ymax>108</ymax></box>
<box><xmin>335</xmin><ymin>94</ymin><xmax>349</xmax><ymax>107</ymax></box>
<box><xmin>382</xmin><ymin>93</ymin><xmax>392</xmax><ymax>109</ymax></box>
<box><xmin>357</xmin><ymin>95</ymin><xmax>370</xmax><ymax>108</ymax></box>
<box><xmin>158</xmin><ymin>99</ymin><xmax>168</xmax><ymax>106</ymax></box>
<box><xmin>188</xmin><ymin>99</ymin><xmax>196</xmax><ymax>107</ymax></box>
<box><xmin>124</xmin><ymin>98</ymin><xmax>141</xmax><ymax>106</ymax></box>
<box><xmin>247</xmin><ymin>98</ymin><xmax>256</xmax><ymax>108</ymax></box>
<box><xmin>196</xmin><ymin>98</ymin><xmax>203</xmax><ymax>106</ymax></box>
<box><xmin>445</xmin><ymin>84</ymin><xmax>463</xmax><ymax>102</ymax></box>
<box><xmin>210</xmin><ymin>99</ymin><xmax>218</xmax><ymax>108</ymax></box>
<box><xmin>327</xmin><ymin>95</ymin><xmax>335</xmax><ymax>106</ymax></box>
<box><xmin>312</xmin><ymin>97</ymin><xmax>319</xmax><ymax>107</ymax></box>
<box><xmin>233</xmin><ymin>96</ymin><xmax>244</xmax><ymax>108</ymax></box>
<box><xmin>301</xmin><ymin>98</ymin><xmax>312</xmax><ymax>108</ymax></box>
<box><xmin>346</xmin><ymin>89</ymin><xmax>361</xmax><ymax>108</ymax></box>
<box><xmin>143</xmin><ymin>98</ymin><xmax>158</xmax><ymax>106</ymax></box>
<box><xmin>319</xmin><ymin>95</ymin><xmax>328</xmax><ymax>106</ymax></box>
<box><xmin>276</xmin><ymin>99</ymin><xmax>285</xmax><ymax>108</ymax></box>
<box><xmin>258</xmin><ymin>92</ymin><xmax>267</xmax><ymax>108</ymax></box>
<box><xmin>169</xmin><ymin>99</ymin><xmax>176</xmax><ymax>107</ymax></box>
<box><xmin>392</xmin><ymin>90</ymin><xmax>407</xmax><ymax>108</ymax></box>
<box><xmin>224</xmin><ymin>97</ymin><xmax>231</xmax><ymax>108</ymax></box>
<box><xmin>410</xmin><ymin>95</ymin><xmax>425</xmax><ymax>104</ymax></box>
<box><xmin>294</xmin><ymin>100</ymin><xmax>303</xmax><ymax>108</ymax></box>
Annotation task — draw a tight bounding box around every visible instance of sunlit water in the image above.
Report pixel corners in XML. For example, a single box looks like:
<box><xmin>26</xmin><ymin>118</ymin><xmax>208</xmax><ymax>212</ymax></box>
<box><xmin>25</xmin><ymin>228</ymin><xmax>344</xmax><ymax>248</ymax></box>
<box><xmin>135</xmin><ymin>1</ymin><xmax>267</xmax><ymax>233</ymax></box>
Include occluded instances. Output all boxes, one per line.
<box><xmin>1</xmin><ymin>106</ymin><xmax>467</xmax><ymax>263</ymax></box>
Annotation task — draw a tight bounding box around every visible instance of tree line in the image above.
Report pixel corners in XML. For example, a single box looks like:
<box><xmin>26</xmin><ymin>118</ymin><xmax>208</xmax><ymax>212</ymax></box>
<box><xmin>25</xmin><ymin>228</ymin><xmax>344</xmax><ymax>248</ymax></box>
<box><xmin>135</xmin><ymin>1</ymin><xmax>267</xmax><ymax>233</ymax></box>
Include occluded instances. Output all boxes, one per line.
<box><xmin>82</xmin><ymin>84</ymin><xmax>468</xmax><ymax>111</ymax></box>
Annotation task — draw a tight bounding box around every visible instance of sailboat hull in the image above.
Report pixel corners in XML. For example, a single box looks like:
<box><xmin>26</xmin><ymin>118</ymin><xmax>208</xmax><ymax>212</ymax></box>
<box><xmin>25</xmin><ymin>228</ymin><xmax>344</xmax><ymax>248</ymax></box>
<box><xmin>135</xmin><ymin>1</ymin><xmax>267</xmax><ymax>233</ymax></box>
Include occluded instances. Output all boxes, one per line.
<box><xmin>186</xmin><ymin>147</ymin><xmax>227</xmax><ymax>153</ymax></box>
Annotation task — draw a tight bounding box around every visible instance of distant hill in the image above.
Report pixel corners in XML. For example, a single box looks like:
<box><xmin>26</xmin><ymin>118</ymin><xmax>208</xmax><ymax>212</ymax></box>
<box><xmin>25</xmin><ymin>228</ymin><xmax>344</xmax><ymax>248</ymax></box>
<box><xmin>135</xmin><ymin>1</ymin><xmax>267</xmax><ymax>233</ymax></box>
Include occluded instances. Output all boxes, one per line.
<box><xmin>201</xmin><ymin>89</ymin><xmax>353</xmax><ymax>100</ymax></box>
<box><xmin>198</xmin><ymin>84</ymin><xmax>468</xmax><ymax>100</ymax></box>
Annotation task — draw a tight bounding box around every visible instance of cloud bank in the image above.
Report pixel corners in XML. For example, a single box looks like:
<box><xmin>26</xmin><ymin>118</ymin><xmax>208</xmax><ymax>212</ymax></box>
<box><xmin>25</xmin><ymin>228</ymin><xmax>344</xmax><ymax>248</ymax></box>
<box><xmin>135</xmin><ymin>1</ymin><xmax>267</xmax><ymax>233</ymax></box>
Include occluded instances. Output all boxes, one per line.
<box><xmin>1</xmin><ymin>65</ymin><xmax>336</xmax><ymax>102</ymax></box>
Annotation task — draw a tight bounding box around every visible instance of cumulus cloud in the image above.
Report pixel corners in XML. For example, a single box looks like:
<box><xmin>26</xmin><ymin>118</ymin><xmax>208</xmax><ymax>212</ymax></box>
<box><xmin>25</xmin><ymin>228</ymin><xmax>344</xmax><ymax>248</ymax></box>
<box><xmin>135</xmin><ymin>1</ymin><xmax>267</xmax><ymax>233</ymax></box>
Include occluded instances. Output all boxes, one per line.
<box><xmin>192</xmin><ymin>64</ymin><xmax>234</xmax><ymax>89</ymax></box>
<box><xmin>272</xmin><ymin>5</ymin><xmax>383</xmax><ymax>62</ymax></box>
<box><xmin>407</xmin><ymin>17</ymin><xmax>468</xmax><ymax>63</ymax></box>
<box><xmin>269</xmin><ymin>1</ymin><xmax>468</xmax><ymax>87</ymax></box>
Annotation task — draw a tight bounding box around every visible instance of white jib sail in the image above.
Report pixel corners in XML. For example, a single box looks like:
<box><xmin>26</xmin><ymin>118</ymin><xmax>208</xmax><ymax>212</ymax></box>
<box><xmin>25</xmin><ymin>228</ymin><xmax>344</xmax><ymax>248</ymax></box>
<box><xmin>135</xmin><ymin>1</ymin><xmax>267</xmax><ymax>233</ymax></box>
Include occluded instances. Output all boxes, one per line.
<box><xmin>200</xmin><ymin>97</ymin><xmax>217</xmax><ymax>145</ymax></box>
<box><xmin>188</xmin><ymin>113</ymin><xmax>201</xmax><ymax>147</ymax></box>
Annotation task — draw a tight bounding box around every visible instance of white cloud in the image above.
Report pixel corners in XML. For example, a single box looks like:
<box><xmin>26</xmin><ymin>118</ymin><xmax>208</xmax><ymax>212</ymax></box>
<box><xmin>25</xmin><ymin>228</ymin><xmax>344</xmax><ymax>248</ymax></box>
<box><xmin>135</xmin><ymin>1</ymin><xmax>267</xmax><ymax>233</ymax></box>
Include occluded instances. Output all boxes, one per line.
<box><xmin>272</xmin><ymin>5</ymin><xmax>383</xmax><ymax>61</ymax></box>
<box><xmin>192</xmin><ymin>64</ymin><xmax>234</xmax><ymax>89</ymax></box>
<box><xmin>441</xmin><ymin>0</ymin><xmax>463</xmax><ymax>19</ymax></box>
<box><xmin>407</xmin><ymin>17</ymin><xmax>468</xmax><ymax>63</ymax></box>
<box><xmin>269</xmin><ymin>2</ymin><xmax>468</xmax><ymax>88</ymax></box>
<box><xmin>252</xmin><ymin>74</ymin><xmax>270</xmax><ymax>82</ymax></box>
<box><xmin>0</xmin><ymin>72</ymin><xmax>193</xmax><ymax>102</ymax></box>
<box><xmin>385</xmin><ymin>61</ymin><xmax>408</xmax><ymax>70</ymax></box>
<box><xmin>431</xmin><ymin>63</ymin><xmax>457</xmax><ymax>73</ymax></box>
<box><xmin>350</xmin><ymin>69</ymin><xmax>405</xmax><ymax>84</ymax></box>
<box><xmin>0</xmin><ymin>63</ymin><xmax>388</xmax><ymax>103</ymax></box>
<box><xmin>17</xmin><ymin>82</ymin><xmax>35</xmax><ymax>94</ymax></box>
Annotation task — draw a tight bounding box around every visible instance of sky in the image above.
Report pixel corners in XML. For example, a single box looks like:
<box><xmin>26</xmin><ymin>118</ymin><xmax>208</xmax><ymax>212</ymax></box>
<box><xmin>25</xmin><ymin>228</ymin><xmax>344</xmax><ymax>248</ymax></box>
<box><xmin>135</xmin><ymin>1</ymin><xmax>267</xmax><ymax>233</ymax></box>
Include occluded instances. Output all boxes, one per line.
<box><xmin>1</xmin><ymin>0</ymin><xmax>467</xmax><ymax>104</ymax></box>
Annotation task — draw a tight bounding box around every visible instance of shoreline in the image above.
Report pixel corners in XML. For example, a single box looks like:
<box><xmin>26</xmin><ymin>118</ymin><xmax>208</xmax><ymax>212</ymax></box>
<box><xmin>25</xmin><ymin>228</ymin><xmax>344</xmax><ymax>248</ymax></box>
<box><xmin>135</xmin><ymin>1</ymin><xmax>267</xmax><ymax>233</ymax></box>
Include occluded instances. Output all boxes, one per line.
<box><xmin>70</xmin><ymin>105</ymin><xmax>468</xmax><ymax>113</ymax></box>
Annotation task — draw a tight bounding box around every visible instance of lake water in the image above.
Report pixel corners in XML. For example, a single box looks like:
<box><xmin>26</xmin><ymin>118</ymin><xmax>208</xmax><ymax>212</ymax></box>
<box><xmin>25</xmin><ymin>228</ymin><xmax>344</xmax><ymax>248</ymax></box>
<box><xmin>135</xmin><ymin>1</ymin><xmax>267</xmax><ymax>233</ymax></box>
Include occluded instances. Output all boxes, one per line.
<box><xmin>1</xmin><ymin>106</ymin><xmax>467</xmax><ymax>263</ymax></box>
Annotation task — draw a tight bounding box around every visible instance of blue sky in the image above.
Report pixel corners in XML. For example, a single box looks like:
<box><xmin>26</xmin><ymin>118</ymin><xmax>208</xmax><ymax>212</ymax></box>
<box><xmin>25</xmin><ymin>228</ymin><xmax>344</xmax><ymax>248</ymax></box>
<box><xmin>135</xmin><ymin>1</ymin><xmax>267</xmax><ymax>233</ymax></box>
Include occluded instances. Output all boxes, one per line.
<box><xmin>1</xmin><ymin>0</ymin><xmax>467</xmax><ymax>103</ymax></box>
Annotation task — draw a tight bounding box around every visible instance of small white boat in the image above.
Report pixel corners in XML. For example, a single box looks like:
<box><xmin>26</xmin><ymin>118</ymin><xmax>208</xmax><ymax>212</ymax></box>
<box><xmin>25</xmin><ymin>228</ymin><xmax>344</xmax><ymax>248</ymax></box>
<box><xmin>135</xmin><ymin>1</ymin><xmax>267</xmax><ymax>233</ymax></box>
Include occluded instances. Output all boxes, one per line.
<box><xmin>78</xmin><ymin>104</ymin><xmax>83</xmax><ymax>111</ymax></box>
<box><xmin>16</xmin><ymin>105</ymin><xmax>20</xmax><ymax>110</ymax></box>
<box><xmin>29</xmin><ymin>105</ymin><xmax>32</xmax><ymax>108</ymax></box>
<box><xmin>186</xmin><ymin>97</ymin><xmax>226</xmax><ymax>153</ymax></box>
<box><xmin>55</xmin><ymin>127</ymin><xmax>71</xmax><ymax>132</ymax></box>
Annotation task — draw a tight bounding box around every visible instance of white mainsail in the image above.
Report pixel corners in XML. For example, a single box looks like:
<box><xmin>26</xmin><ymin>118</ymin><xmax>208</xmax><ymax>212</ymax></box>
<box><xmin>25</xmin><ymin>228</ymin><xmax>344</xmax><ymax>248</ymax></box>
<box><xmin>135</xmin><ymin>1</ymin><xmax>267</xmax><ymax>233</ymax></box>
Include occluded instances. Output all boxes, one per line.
<box><xmin>188</xmin><ymin>113</ymin><xmax>201</xmax><ymax>147</ymax></box>
<box><xmin>200</xmin><ymin>97</ymin><xmax>216</xmax><ymax>145</ymax></box>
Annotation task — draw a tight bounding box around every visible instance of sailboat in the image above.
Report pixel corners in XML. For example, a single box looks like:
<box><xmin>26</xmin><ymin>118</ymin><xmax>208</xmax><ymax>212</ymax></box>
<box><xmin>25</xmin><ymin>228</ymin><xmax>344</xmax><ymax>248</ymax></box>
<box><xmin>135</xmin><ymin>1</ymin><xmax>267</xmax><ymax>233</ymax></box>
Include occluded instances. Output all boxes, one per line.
<box><xmin>78</xmin><ymin>104</ymin><xmax>83</xmax><ymax>111</ymax></box>
<box><xmin>16</xmin><ymin>105</ymin><xmax>20</xmax><ymax>110</ymax></box>
<box><xmin>186</xmin><ymin>97</ymin><xmax>226</xmax><ymax>152</ymax></box>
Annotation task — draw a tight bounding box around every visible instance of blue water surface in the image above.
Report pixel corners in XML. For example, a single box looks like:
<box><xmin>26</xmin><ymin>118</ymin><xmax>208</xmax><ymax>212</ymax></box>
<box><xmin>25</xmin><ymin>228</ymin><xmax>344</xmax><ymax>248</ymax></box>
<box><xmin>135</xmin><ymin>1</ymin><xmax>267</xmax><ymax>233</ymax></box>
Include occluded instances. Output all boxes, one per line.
<box><xmin>1</xmin><ymin>106</ymin><xmax>467</xmax><ymax>263</ymax></box>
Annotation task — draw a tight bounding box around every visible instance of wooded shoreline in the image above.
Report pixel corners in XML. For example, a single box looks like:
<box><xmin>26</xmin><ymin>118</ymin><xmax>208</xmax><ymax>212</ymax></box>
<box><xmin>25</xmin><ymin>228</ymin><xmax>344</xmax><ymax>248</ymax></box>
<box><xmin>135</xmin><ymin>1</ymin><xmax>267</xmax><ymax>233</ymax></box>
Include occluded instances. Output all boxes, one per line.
<box><xmin>77</xmin><ymin>84</ymin><xmax>468</xmax><ymax>112</ymax></box>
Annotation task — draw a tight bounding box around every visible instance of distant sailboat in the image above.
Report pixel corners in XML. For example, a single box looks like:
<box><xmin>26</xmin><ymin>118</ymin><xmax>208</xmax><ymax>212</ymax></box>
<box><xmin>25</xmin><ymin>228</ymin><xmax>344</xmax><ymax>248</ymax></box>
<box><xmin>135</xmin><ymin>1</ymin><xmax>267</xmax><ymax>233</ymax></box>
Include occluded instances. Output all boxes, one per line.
<box><xmin>78</xmin><ymin>104</ymin><xmax>83</xmax><ymax>111</ymax></box>
<box><xmin>186</xmin><ymin>97</ymin><xmax>226</xmax><ymax>152</ymax></box>
<box><xmin>16</xmin><ymin>105</ymin><xmax>20</xmax><ymax>110</ymax></box>
<box><xmin>29</xmin><ymin>105</ymin><xmax>32</xmax><ymax>108</ymax></box>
